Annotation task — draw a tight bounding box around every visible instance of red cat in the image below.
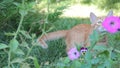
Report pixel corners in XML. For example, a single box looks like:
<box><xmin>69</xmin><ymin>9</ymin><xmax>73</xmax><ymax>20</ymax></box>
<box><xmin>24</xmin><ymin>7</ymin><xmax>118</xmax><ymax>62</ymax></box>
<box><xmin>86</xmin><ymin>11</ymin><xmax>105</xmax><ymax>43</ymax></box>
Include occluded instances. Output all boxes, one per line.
<box><xmin>37</xmin><ymin>10</ymin><xmax>113</xmax><ymax>52</ymax></box>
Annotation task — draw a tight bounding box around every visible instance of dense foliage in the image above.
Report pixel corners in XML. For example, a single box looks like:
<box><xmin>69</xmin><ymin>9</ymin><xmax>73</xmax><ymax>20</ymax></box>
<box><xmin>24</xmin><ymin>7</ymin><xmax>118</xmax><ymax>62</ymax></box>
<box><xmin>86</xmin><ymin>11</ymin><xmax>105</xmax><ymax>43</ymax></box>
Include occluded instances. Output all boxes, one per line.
<box><xmin>0</xmin><ymin>0</ymin><xmax>120</xmax><ymax>68</ymax></box>
<box><xmin>81</xmin><ymin>0</ymin><xmax>120</xmax><ymax>11</ymax></box>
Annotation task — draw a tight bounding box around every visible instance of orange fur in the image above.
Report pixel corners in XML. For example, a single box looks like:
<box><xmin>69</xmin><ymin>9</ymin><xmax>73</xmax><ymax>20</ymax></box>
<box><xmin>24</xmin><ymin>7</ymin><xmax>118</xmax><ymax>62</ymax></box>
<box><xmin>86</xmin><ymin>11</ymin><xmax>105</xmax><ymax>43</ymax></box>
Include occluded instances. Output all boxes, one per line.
<box><xmin>37</xmin><ymin>10</ymin><xmax>113</xmax><ymax>52</ymax></box>
<box><xmin>38</xmin><ymin>24</ymin><xmax>94</xmax><ymax>51</ymax></box>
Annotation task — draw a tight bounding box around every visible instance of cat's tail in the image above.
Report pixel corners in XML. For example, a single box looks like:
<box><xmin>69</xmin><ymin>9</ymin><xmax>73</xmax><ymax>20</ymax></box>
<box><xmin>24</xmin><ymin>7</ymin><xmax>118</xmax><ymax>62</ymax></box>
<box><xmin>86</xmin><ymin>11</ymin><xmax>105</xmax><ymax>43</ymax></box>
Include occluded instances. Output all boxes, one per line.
<box><xmin>37</xmin><ymin>30</ymin><xmax>68</xmax><ymax>48</ymax></box>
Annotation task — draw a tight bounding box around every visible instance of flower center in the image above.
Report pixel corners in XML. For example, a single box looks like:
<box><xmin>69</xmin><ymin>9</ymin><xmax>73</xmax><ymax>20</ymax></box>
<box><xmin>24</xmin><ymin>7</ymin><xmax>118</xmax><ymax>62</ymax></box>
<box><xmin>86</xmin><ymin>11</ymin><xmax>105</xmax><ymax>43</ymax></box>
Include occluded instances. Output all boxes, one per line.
<box><xmin>118</xmin><ymin>28</ymin><xmax>120</xmax><ymax>31</ymax></box>
<box><xmin>74</xmin><ymin>52</ymin><xmax>77</xmax><ymax>55</ymax></box>
<box><xmin>110</xmin><ymin>21</ymin><xmax>115</xmax><ymax>26</ymax></box>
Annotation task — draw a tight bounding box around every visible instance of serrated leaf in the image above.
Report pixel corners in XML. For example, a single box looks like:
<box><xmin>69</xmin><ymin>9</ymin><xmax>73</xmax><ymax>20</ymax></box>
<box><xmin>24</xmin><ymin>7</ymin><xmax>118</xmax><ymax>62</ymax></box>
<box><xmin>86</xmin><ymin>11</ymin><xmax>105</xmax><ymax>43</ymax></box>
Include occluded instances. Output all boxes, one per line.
<box><xmin>34</xmin><ymin>57</ymin><xmax>40</xmax><ymax>68</ymax></box>
<box><xmin>11</xmin><ymin>58</ymin><xmax>24</xmax><ymax>63</ymax></box>
<box><xmin>14</xmin><ymin>49</ymin><xmax>25</xmax><ymax>55</ymax></box>
<box><xmin>9</xmin><ymin>39</ymin><xmax>19</xmax><ymax>52</ymax></box>
<box><xmin>0</xmin><ymin>43</ymin><xmax>8</xmax><ymax>49</ymax></box>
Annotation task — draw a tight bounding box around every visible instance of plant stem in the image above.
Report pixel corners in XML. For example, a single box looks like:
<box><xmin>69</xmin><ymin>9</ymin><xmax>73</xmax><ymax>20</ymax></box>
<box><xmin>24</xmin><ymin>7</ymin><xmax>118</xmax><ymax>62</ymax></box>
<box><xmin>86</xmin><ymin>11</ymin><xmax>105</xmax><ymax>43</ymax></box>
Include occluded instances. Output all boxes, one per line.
<box><xmin>8</xmin><ymin>15</ymin><xmax>24</xmax><ymax>68</ymax></box>
<box><xmin>43</xmin><ymin>0</ymin><xmax>50</xmax><ymax>31</ymax></box>
<box><xmin>89</xmin><ymin>42</ymin><xmax>96</xmax><ymax>51</ymax></box>
<box><xmin>25</xmin><ymin>38</ymin><xmax>36</xmax><ymax>59</ymax></box>
<box><xmin>14</xmin><ymin>15</ymin><xmax>24</xmax><ymax>39</ymax></box>
<box><xmin>26</xmin><ymin>45</ymin><xmax>34</xmax><ymax>58</ymax></box>
<box><xmin>8</xmin><ymin>51</ymin><xmax>11</xmax><ymax>68</ymax></box>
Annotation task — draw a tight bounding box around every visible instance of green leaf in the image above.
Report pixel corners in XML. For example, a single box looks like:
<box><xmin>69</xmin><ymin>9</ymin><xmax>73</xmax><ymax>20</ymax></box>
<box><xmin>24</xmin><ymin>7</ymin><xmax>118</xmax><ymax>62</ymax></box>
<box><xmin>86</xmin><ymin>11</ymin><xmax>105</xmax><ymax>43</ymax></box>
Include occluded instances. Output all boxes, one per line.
<box><xmin>91</xmin><ymin>58</ymin><xmax>100</xmax><ymax>64</ymax></box>
<box><xmin>104</xmin><ymin>59</ymin><xmax>112</xmax><ymax>68</ymax></box>
<box><xmin>98</xmin><ymin>50</ymin><xmax>109</xmax><ymax>58</ymax></box>
<box><xmin>63</xmin><ymin>57</ymin><xmax>70</xmax><ymax>64</ymax></box>
<box><xmin>9</xmin><ymin>39</ymin><xmax>19</xmax><ymax>52</ymax></box>
<box><xmin>20</xmin><ymin>30</ymin><xmax>31</xmax><ymax>39</ymax></box>
<box><xmin>13</xmin><ymin>2</ymin><xmax>21</xmax><ymax>7</ymax></box>
<box><xmin>27</xmin><ymin>2</ymin><xmax>35</xmax><ymax>10</ymax></box>
<box><xmin>2</xmin><ymin>66</ymin><xmax>9</xmax><ymax>68</ymax></box>
<box><xmin>20</xmin><ymin>41</ymin><xmax>29</xmax><ymax>49</ymax></box>
<box><xmin>89</xmin><ymin>30</ymin><xmax>99</xmax><ymax>48</ymax></box>
<box><xmin>98</xmin><ymin>64</ymin><xmax>105</xmax><ymax>68</ymax></box>
<box><xmin>33</xmin><ymin>57</ymin><xmax>40</xmax><ymax>68</ymax></box>
<box><xmin>80</xmin><ymin>62</ymin><xmax>92</xmax><ymax>68</ymax></box>
<box><xmin>19</xmin><ymin>9</ymin><xmax>28</xmax><ymax>16</ymax></box>
<box><xmin>11</xmin><ymin>58</ymin><xmax>24</xmax><ymax>63</ymax></box>
<box><xmin>90</xmin><ymin>30</ymin><xmax>99</xmax><ymax>42</ymax></box>
<box><xmin>31</xmin><ymin>34</ymin><xmax>36</xmax><ymax>39</ymax></box>
<box><xmin>14</xmin><ymin>49</ymin><xmax>25</xmax><ymax>55</ymax></box>
<box><xmin>93</xmin><ymin>45</ymin><xmax>107</xmax><ymax>51</ymax></box>
<box><xmin>0</xmin><ymin>43</ymin><xmax>8</xmax><ymax>49</ymax></box>
<box><xmin>71</xmin><ymin>60</ymin><xmax>81</xmax><ymax>68</ymax></box>
<box><xmin>110</xmin><ymin>51</ymin><xmax>117</xmax><ymax>60</ymax></box>
<box><xmin>85</xmin><ymin>51</ymin><xmax>92</xmax><ymax>61</ymax></box>
<box><xmin>4</xmin><ymin>32</ymin><xmax>16</xmax><ymax>36</ymax></box>
<box><xmin>21</xmin><ymin>63</ymin><xmax>30</xmax><ymax>68</ymax></box>
<box><xmin>27</xmin><ymin>56</ymin><xmax>34</xmax><ymax>60</ymax></box>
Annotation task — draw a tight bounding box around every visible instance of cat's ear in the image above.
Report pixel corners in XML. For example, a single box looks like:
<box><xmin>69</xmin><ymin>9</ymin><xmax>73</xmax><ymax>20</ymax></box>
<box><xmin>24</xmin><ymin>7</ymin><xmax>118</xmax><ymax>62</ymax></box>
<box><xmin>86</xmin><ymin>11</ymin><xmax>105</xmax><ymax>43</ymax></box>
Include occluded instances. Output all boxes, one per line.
<box><xmin>90</xmin><ymin>12</ymin><xmax>97</xmax><ymax>24</ymax></box>
<box><xmin>106</xmin><ymin>10</ymin><xmax>113</xmax><ymax>17</ymax></box>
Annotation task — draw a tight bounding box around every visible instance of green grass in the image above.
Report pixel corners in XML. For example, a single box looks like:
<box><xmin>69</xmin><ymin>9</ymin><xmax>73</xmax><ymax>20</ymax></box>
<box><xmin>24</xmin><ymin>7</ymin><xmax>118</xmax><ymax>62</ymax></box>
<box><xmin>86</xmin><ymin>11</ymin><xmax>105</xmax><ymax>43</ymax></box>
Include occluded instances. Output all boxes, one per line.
<box><xmin>0</xmin><ymin>0</ymin><xmax>120</xmax><ymax>68</ymax></box>
<box><xmin>27</xmin><ymin>17</ymin><xmax>91</xmax><ymax>67</ymax></box>
<box><xmin>34</xmin><ymin>16</ymin><xmax>120</xmax><ymax>68</ymax></box>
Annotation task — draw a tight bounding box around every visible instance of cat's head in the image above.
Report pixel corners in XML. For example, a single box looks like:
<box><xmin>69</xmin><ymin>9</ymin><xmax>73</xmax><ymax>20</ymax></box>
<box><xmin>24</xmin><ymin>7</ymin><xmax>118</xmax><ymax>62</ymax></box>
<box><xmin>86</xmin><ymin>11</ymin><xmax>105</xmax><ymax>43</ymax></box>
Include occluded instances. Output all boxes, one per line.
<box><xmin>90</xmin><ymin>10</ymin><xmax>113</xmax><ymax>33</ymax></box>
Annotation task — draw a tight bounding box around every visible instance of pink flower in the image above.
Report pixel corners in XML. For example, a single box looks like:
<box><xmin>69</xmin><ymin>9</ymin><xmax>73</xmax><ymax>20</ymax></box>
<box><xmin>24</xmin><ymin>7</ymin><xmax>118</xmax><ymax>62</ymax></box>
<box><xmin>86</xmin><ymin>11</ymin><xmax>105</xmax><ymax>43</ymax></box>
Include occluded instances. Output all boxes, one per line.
<box><xmin>102</xmin><ymin>16</ymin><xmax>120</xmax><ymax>33</ymax></box>
<box><xmin>67</xmin><ymin>47</ymin><xmax>80</xmax><ymax>60</ymax></box>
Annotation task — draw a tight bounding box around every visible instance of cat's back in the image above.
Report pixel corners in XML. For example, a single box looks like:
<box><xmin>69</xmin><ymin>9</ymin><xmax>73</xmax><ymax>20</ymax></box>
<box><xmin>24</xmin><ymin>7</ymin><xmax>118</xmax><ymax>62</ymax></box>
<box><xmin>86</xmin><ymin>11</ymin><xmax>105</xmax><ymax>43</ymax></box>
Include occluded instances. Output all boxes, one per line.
<box><xmin>71</xmin><ymin>24</ymin><xmax>93</xmax><ymax>33</ymax></box>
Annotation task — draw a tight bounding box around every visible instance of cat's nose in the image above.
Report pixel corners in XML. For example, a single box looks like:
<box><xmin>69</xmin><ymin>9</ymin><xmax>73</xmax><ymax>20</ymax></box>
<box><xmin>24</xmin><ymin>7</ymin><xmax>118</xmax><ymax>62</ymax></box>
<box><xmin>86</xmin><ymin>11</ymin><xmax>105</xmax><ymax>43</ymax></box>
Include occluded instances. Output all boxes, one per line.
<box><xmin>118</xmin><ymin>28</ymin><xmax>120</xmax><ymax>31</ymax></box>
